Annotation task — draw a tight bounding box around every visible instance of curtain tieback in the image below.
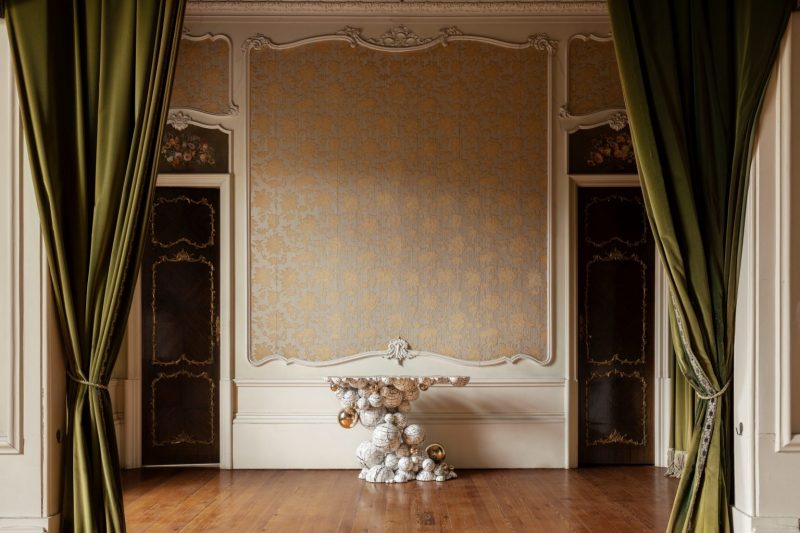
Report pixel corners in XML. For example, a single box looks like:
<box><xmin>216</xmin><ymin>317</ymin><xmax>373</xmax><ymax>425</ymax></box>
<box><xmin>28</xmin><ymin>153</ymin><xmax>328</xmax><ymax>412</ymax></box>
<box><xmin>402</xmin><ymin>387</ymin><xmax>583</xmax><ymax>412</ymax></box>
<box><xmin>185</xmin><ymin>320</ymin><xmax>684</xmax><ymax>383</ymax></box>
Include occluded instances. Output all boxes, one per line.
<box><xmin>696</xmin><ymin>378</ymin><xmax>731</xmax><ymax>400</ymax></box>
<box><xmin>67</xmin><ymin>370</ymin><xmax>109</xmax><ymax>391</ymax></box>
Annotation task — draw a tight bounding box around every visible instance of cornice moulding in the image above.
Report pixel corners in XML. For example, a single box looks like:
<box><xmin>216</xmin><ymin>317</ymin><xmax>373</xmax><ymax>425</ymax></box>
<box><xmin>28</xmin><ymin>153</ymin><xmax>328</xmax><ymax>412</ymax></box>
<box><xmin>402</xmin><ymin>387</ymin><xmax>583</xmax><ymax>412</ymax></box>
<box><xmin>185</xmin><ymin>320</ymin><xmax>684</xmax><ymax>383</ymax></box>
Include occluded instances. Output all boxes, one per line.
<box><xmin>187</xmin><ymin>0</ymin><xmax>607</xmax><ymax>16</ymax></box>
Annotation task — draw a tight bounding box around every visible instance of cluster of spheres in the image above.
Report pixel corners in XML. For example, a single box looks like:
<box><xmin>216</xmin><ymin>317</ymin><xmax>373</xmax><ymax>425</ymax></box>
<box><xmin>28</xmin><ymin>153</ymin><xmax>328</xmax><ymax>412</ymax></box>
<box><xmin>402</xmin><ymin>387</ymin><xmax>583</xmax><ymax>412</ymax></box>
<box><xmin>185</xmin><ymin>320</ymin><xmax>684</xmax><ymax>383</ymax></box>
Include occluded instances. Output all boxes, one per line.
<box><xmin>332</xmin><ymin>376</ymin><xmax>459</xmax><ymax>483</ymax></box>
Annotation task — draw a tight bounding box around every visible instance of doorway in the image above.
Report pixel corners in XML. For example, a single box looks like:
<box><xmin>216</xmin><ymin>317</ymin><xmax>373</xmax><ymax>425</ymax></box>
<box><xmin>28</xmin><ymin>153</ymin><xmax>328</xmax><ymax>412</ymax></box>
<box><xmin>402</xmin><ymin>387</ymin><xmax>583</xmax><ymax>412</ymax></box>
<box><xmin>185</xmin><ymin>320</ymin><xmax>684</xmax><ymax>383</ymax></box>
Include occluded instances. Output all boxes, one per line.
<box><xmin>141</xmin><ymin>186</ymin><xmax>220</xmax><ymax>465</ymax></box>
<box><xmin>577</xmin><ymin>187</ymin><xmax>655</xmax><ymax>465</ymax></box>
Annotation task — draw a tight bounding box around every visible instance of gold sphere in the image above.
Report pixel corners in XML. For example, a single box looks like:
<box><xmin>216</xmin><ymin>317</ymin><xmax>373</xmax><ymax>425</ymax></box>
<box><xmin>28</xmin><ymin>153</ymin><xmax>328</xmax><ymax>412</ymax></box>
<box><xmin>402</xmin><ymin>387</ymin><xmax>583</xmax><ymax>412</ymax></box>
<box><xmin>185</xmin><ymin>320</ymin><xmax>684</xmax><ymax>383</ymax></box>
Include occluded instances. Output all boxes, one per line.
<box><xmin>418</xmin><ymin>382</ymin><xmax>430</xmax><ymax>391</ymax></box>
<box><xmin>330</xmin><ymin>384</ymin><xmax>339</xmax><ymax>392</ymax></box>
<box><xmin>426</xmin><ymin>443</ymin><xmax>446</xmax><ymax>463</ymax></box>
<box><xmin>338</xmin><ymin>408</ymin><xmax>358</xmax><ymax>429</ymax></box>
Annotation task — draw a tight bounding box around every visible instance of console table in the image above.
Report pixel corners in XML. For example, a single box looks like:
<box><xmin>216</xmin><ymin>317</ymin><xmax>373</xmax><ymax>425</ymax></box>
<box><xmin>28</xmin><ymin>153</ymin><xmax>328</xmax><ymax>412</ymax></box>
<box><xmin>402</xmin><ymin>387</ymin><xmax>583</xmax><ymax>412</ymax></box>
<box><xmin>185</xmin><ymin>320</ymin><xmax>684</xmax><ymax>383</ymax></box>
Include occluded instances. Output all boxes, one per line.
<box><xmin>326</xmin><ymin>375</ymin><xmax>470</xmax><ymax>483</ymax></box>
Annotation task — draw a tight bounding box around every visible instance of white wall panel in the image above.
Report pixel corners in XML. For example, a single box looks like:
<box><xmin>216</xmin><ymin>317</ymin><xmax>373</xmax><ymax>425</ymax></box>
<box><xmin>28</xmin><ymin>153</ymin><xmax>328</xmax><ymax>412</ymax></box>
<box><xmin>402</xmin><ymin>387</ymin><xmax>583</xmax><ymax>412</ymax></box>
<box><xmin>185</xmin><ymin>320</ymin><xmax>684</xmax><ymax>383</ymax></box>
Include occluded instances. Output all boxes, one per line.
<box><xmin>0</xmin><ymin>17</ymin><xmax>20</xmax><ymax>457</ymax></box>
<box><xmin>233</xmin><ymin>376</ymin><xmax>565</xmax><ymax>468</ymax></box>
<box><xmin>733</xmin><ymin>13</ymin><xmax>800</xmax><ymax>531</ymax></box>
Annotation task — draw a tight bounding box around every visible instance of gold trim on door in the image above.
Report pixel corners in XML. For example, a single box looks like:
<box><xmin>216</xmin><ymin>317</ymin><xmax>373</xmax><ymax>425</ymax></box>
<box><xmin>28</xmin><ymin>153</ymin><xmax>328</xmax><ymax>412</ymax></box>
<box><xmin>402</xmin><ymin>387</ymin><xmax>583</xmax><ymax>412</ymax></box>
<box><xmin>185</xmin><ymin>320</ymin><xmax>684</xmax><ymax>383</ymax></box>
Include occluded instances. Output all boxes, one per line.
<box><xmin>151</xmin><ymin>195</ymin><xmax>217</xmax><ymax>249</ymax></box>
<box><xmin>151</xmin><ymin>250</ymin><xmax>217</xmax><ymax>366</ymax></box>
<box><xmin>584</xmin><ymin>368</ymin><xmax>647</xmax><ymax>447</ymax></box>
<box><xmin>151</xmin><ymin>369</ymin><xmax>216</xmax><ymax>446</ymax></box>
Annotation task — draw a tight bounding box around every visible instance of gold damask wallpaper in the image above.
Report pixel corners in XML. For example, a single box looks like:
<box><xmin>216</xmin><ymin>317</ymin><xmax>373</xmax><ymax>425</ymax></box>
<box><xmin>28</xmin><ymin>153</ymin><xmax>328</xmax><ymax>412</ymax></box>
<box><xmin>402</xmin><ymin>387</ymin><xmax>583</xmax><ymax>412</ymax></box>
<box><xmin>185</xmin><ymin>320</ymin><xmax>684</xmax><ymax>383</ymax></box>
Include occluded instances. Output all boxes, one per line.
<box><xmin>249</xmin><ymin>41</ymin><xmax>549</xmax><ymax>362</ymax></box>
<box><xmin>568</xmin><ymin>37</ymin><xmax>625</xmax><ymax>115</ymax></box>
<box><xmin>170</xmin><ymin>38</ymin><xmax>230</xmax><ymax>114</ymax></box>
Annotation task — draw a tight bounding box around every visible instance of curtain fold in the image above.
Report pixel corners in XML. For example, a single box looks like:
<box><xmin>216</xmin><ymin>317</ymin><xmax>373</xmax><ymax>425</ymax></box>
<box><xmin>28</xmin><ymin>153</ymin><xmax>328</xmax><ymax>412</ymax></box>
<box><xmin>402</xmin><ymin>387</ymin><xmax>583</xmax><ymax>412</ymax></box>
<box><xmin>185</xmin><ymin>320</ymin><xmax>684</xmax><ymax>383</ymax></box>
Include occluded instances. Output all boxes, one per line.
<box><xmin>666</xmin><ymin>347</ymin><xmax>695</xmax><ymax>478</ymax></box>
<box><xmin>608</xmin><ymin>1</ymin><xmax>792</xmax><ymax>531</ymax></box>
<box><xmin>667</xmin><ymin>304</ymin><xmax>699</xmax><ymax>478</ymax></box>
<box><xmin>4</xmin><ymin>1</ymin><xmax>185</xmax><ymax>531</ymax></box>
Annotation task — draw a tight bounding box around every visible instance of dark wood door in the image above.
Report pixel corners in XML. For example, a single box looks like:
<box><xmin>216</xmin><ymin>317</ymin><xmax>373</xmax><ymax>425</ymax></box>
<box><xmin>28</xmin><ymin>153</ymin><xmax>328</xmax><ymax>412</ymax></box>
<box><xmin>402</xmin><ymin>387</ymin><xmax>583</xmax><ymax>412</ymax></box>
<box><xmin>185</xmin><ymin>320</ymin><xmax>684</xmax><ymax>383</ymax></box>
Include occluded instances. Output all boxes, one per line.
<box><xmin>577</xmin><ymin>187</ymin><xmax>655</xmax><ymax>465</ymax></box>
<box><xmin>142</xmin><ymin>187</ymin><xmax>220</xmax><ymax>465</ymax></box>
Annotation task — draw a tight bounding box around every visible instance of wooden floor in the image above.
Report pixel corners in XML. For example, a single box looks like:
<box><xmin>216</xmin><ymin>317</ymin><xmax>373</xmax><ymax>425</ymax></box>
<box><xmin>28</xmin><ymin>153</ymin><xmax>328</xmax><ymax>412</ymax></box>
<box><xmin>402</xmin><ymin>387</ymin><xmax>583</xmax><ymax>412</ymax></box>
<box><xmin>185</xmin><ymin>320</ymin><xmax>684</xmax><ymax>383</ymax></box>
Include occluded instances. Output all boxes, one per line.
<box><xmin>122</xmin><ymin>467</ymin><xmax>678</xmax><ymax>532</ymax></box>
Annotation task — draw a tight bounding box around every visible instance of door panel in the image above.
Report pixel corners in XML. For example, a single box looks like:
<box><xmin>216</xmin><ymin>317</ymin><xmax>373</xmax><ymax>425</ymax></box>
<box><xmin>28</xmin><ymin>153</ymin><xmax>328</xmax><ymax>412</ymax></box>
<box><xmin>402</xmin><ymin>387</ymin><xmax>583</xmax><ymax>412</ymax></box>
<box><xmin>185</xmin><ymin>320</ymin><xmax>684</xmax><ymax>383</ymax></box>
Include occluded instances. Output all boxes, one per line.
<box><xmin>142</xmin><ymin>187</ymin><xmax>220</xmax><ymax>465</ymax></box>
<box><xmin>578</xmin><ymin>187</ymin><xmax>654</xmax><ymax>465</ymax></box>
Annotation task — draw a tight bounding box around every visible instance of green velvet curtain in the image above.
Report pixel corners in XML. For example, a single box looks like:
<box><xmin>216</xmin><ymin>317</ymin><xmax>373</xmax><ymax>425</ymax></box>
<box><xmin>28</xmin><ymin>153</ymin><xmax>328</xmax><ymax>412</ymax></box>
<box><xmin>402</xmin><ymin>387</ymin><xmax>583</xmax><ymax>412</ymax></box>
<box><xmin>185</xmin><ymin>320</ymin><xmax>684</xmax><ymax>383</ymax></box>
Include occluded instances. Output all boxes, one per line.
<box><xmin>667</xmin><ymin>354</ymin><xmax>696</xmax><ymax>477</ymax></box>
<box><xmin>4</xmin><ymin>1</ymin><xmax>185</xmax><ymax>531</ymax></box>
<box><xmin>672</xmin><ymin>370</ymin><xmax>696</xmax><ymax>455</ymax></box>
<box><xmin>667</xmin><ymin>304</ymin><xmax>698</xmax><ymax>478</ymax></box>
<box><xmin>608</xmin><ymin>1</ymin><xmax>792</xmax><ymax>531</ymax></box>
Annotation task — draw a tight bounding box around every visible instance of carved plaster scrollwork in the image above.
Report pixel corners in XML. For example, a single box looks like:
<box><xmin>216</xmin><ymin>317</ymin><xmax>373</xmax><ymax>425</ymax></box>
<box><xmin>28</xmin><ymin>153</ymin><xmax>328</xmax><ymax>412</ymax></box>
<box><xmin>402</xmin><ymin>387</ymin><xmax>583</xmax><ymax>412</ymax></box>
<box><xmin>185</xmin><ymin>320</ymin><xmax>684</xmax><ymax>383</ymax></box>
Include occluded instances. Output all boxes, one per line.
<box><xmin>341</xmin><ymin>25</ymin><xmax>448</xmax><ymax>48</ymax></box>
<box><xmin>384</xmin><ymin>338</ymin><xmax>413</xmax><ymax>363</ymax></box>
<box><xmin>607</xmin><ymin>111</ymin><xmax>629</xmax><ymax>131</ymax></box>
<box><xmin>241</xmin><ymin>34</ymin><xmax>273</xmax><ymax>53</ymax></box>
<box><xmin>242</xmin><ymin>26</ymin><xmax>559</xmax><ymax>55</ymax></box>
<box><xmin>559</xmin><ymin>33</ymin><xmax>628</xmax><ymax>133</ymax></box>
<box><xmin>560</xmin><ymin>108</ymin><xmax>629</xmax><ymax>134</ymax></box>
<box><xmin>530</xmin><ymin>33</ymin><xmax>558</xmax><ymax>55</ymax></box>
<box><xmin>166</xmin><ymin>110</ymin><xmax>193</xmax><ymax>131</ymax></box>
<box><xmin>249</xmin><ymin>337</ymin><xmax>547</xmax><ymax>368</ymax></box>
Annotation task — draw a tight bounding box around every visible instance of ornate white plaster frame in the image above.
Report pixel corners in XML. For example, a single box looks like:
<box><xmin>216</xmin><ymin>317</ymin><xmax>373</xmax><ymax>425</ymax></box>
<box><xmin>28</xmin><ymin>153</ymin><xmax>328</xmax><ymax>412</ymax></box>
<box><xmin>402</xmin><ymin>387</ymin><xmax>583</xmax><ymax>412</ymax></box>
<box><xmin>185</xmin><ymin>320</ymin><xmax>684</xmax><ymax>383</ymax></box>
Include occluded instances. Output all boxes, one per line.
<box><xmin>558</xmin><ymin>33</ymin><xmax>627</xmax><ymax>133</ymax></box>
<box><xmin>124</xmin><ymin>111</ymin><xmax>234</xmax><ymax>468</ymax></box>
<box><xmin>774</xmin><ymin>34</ymin><xmax>800</xmax><ymax>452</ymax></box>
<box><xmin>241</xmin><ymin>25</ymin><xmax>558</xmax><ymax>54</ymax></box>
<box><xmin>0</xmin><ymin>65</ymin><xmax>23</xmax><ymax>454</ymax></box>
<box><xmin>241</xmin><ymin>25</ymin><xmax>557</xmax><ymax>368</ymax></box>
<box><xmin>175</xmin><ymin>28</ymin><xmax>240</xmax><ymax>117</ymax></box>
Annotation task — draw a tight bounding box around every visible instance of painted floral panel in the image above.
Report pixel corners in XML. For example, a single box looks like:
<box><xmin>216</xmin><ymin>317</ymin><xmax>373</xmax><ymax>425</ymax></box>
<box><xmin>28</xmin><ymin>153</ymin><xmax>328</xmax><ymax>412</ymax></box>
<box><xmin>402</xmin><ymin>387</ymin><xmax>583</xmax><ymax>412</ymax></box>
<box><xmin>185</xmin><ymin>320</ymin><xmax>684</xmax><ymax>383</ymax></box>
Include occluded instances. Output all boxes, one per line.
<box><xmin>170</xmin><ymin>39</ymin><xmax>230</xmax><ymax>114</ymax></box>
<box><xmin>158</xmin><ymin>124</ymin><xmax>229</xmax><ymax>174</ymax></box>
<box><xmin>568</xmin><ymin>38</ymin><xmax>625</xmax><ymax>116</ymax></box>
<box><xmin>249</xmin><ymin>41</ymin><xmax>549</xmax><ymax>362</ymax></box>
<box><xmin>569</xmin><ymin>125</ymin><xmax>637</xmax><ymax>174</ymax></box>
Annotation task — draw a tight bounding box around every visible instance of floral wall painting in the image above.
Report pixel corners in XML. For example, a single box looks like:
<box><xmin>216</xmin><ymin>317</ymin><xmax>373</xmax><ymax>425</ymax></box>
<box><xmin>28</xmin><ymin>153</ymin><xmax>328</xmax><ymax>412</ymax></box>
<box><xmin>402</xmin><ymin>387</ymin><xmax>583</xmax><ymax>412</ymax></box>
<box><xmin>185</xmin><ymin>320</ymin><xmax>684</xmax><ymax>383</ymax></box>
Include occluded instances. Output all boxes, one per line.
<box><xmin>568</xmin><ymin>125</ymin><xmax>637</xmax><ymax>174</ymax></box>
<box><xmin>158</xmin><ymin>124</ymin><xmax>229</xmax><ymax>174</ymax></box>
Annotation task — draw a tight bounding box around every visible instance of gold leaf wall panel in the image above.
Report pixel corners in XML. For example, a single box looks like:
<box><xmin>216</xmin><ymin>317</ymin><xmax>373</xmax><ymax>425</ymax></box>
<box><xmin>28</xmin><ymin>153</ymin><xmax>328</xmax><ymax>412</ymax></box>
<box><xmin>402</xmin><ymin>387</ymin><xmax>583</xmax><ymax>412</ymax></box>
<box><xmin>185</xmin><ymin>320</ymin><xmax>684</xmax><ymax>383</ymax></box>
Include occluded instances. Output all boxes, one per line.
<box><xmin>170</xmin><ymin>39</ymin><xmax>230</xmax><ymax>114</ymax></box>
<box><xmin>568</xmin><ymin>39</ymin><xmax>625</xmax><ymax>115</ymax></box>
<box><xmin>249</xmin><ymin>42</ymin><xmax>549</xmax><ymax>362</ymax></box>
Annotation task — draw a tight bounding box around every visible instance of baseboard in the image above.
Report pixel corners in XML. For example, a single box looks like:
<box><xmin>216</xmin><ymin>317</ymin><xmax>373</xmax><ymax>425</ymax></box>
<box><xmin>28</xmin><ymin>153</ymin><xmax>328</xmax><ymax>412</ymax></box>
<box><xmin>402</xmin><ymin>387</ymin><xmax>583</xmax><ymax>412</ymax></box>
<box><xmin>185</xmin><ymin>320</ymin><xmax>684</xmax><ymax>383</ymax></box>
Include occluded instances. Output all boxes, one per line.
<box><xmin>233</xmin><ymin>419</ymin><xmax>565</xmax><ymax>468</ymax></box>
<box><xmin>733</xmin><ymin>506</ymin><xmax>800</xmax><ymax>533</ymax></box>
<box><xmin>0</xmin><ymin>514</ymin><xmax>59</xmax><ymax>533</ymax></box>
<box><xmin>733</xmin><ymin>506</ymin><xmax>755</xmax><ymax>533</ymax></box>
<box><xmin>233</xmin><ymin>377</ymin><xmax>566</xmax><ymax>469</ymax></box>
<box><xmin>751</xmin><ymin>517</ymin><xmax>800</xmax><ymax>533</ymax></box>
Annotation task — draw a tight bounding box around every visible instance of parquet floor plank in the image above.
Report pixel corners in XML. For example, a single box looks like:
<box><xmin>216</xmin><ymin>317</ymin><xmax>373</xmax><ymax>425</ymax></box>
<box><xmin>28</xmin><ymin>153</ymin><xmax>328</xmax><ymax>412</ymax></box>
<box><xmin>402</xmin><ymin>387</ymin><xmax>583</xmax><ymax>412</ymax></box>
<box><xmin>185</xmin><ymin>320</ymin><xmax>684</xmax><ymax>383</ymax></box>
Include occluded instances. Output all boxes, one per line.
<box><xmin>122</xmin><ymin>467</ymin><xmax>678</xmax><ymax>532</ymax></box>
